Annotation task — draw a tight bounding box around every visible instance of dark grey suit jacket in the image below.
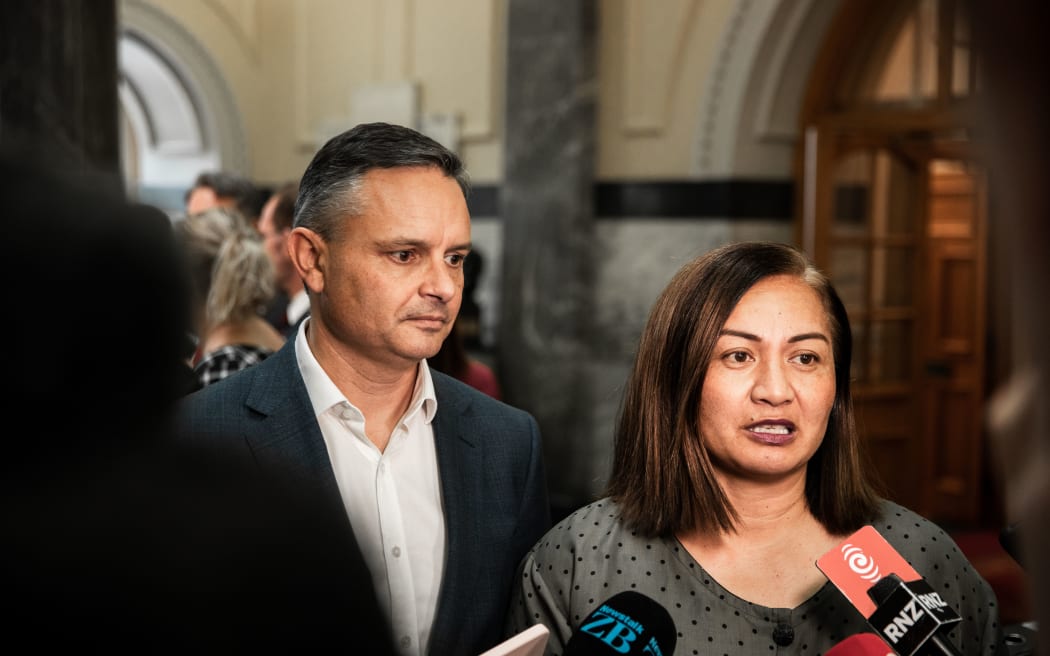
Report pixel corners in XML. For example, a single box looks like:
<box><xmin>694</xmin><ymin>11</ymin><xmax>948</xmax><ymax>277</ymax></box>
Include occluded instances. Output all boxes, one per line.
<box><xmin>176</xmin><ymin>338</ymin><xmax>552</xmax><ymax>655</ymax></box>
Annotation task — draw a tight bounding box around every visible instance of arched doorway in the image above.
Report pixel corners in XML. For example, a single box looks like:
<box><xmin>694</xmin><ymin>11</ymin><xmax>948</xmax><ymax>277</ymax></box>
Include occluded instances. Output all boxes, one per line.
<box><xmin>118</xmin><ymin>0</ymin><xmax>248</xmax><ymax>216</ymax></box>
<box><xmin>799</xmin><ymin>0</ymin><xmax>993</xmax><ymax>526</ymax></box>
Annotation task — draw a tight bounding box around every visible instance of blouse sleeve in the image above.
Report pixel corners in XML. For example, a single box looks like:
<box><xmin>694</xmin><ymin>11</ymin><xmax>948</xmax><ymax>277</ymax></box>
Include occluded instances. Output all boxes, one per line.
<box><xmin>504</xmin><ymin>550</ymin><xmax>574</xmax><ymax>655</ymax></box>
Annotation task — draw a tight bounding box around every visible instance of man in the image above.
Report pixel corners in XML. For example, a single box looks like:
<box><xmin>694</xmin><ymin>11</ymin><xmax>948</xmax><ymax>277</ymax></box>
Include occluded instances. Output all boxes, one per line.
<box><xmin>185</xmin><ymin>170</ymin><xmax>266</xmax><ymax>226</ymax></box>
<box><xmin>257</xmin><ymin>180</ymin><xmax>309</xmax><ymax>336</ymax></box>
<box><xmin>178</xmin><ymin>122</ymin><xmax>551</xmax><ymax>656</ymax></box>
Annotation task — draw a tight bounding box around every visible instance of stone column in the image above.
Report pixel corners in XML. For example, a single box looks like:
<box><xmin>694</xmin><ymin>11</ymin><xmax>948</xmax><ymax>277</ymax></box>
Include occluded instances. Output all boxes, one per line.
<box><xmin>0</xmin><ymin>0</ymin><xmax>121</xmax><ymax>192</ymax></box>
<box><xmin>501</xmin><ymin>0</ymin><xmax>598</xmax><ymax>515</ymax></box>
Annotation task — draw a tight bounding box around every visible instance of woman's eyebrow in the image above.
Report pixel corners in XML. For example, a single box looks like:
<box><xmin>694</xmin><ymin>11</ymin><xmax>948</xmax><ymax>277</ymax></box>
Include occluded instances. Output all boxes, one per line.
<box><xmin>718</xmin><ymin>329</ymin><xmax>829</xmax><ymax>344</ymax></box>
<box><xmin>788</xmin><ymin>332</ymin><xmax>830</xmax><ymax>344</ymax></box>
<box><xmin>719</xmin><ymin>329</ymin><xmax>759</xmax><ymax>341</ymax></box>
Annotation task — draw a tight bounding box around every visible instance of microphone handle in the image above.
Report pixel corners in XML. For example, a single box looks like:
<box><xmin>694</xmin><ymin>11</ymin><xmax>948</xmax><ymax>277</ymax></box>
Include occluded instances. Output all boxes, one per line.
<box><xmin>919</xmin><ymin>632</ymin><xmax>962</xmax><ymax>656</ymax></box>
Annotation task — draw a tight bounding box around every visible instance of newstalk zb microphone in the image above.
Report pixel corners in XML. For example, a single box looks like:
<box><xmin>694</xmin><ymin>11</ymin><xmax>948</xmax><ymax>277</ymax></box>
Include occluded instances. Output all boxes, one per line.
<box><xmin>564</xmin><ymin>590</ymin><xmax>676</xmax><ymax>655</ymax></box>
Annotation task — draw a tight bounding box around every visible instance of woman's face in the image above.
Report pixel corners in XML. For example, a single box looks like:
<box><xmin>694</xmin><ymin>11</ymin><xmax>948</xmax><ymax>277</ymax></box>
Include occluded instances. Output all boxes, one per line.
<box><xmin>699</xmin><ymin>274</ymin><xmax>836</xmax><ymax>483</ymax></box>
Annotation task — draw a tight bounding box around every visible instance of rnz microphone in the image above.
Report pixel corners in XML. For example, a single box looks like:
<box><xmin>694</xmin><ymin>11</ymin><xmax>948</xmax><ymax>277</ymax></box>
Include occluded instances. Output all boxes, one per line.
<box><xmin>564</xmin><ymin>591</ymin><xmax>676</xmax><ymax>655</ymax></box>
<box><xmin>866</xmin><ymin>573</ymin><xmax>962</xmax><ymax>656</ymax></box>
<box><xmin>824</xmin><ymin>633</ymin><xmax>896</xmax><ymax>655</ymax></box>
<box><xmin>816</xmin><ymin>526</ymin><xmax>964</xmax><ymax>656</ymax></box>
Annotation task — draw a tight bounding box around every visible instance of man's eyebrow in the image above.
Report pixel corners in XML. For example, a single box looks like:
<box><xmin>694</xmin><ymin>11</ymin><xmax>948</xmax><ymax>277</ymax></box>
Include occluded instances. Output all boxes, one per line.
<box><xmin>718</xmin><ymin>329</ymin><xmax>830</xmax><ymax>344</ymax></box>
<box><xmin>374</xmin><ymin>238</ymin><xmax>473</xmax><ymax>251</ymax></box>
<box><xmin>375</xmin><ymin>238</ymin><xmax>426</xmax><ymax>249</ymax></box>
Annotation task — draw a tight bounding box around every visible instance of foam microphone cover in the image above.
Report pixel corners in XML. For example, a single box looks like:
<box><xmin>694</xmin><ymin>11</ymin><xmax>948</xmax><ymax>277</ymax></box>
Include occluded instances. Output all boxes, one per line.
<box><xmin>564</xmin><ymin>590</ymin><xmax>676</xmax><ymax>655</ymax></box>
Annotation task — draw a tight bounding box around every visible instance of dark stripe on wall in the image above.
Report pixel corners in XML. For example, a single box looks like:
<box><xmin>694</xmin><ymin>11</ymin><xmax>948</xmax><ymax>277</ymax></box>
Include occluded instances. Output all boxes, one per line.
<box><xmin>595</xmin><ymin>180</ymin><xmax>794</xmax><ymax>219</ymax></box>
<box><xmin>468</xmin><ymin>179</ymin><xmax>794</xmax><ymax>219</ymax></box>
<box><xmin>141</xmin><ymin>179</ymin><xmax>795</xmax><ymax>220</ymax></box>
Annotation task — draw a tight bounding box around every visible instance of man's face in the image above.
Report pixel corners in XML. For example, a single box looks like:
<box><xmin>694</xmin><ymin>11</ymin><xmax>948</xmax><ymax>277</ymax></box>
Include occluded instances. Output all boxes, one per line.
<box><xmin>185</xmin><ymin>186</ymin><xmax>226</xmax><ymax>215</ymax></box>
<box><xmin>258</xmin><ymin>195</ymin><xmax>295</xmax><ymax>286</ymax></box>
<box><xmin>313</xmin><ymin>166</ymin><xmax>471</xmax><ymax>370</ymax></box>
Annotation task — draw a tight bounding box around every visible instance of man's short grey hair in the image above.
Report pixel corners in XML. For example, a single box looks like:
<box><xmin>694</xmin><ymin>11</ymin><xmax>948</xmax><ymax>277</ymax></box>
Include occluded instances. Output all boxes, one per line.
<box><xmin>293</xmin><ymin>122</ymin><xmax>470</xmax><ymax>241</ymax></box>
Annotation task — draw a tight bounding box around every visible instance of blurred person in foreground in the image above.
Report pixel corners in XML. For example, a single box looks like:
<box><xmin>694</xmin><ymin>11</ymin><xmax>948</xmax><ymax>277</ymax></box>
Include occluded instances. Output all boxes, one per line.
<box><xmin>257</xmin><ymin>180</ymin><xmax>310</xmax><ymax>336</ymax></box>
<box><xmin>175</xmin><ymin>206</ymin><xmax>285</xmax><ymax>389</ymax></box>
<box><xmin>971</xmin><ymin>0</ymin><xmax>1050</xmax><ymax>651</ymax></box>
<box><xmin>1</xmin><ymin>152</ymin><xmax>395</xmax><ymax>652</ymax></box>
<box><xmin>178</xmin><ymin>121</ymin><xmax>551</xmax><ymax>656</ymax></box>
<box><xmin>505</xmin><ymin>241</ymin><xmax>1002</xmax><ymax>654</ymax></box>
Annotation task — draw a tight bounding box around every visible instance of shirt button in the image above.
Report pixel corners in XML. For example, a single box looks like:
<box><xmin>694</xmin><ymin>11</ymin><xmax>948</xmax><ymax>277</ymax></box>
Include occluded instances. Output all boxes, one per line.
<box><xmin>340</xmin><ymin>408</ymin><xmax>353</xmax><ymax>420</ymax></box>
<box><xmin>772</xmin><ymin>623</ymin><xmax>794</xmax><ymax>646</ymax></box>
<box><xmin>399</xmin><ymin>635</ymin><xmax>411</xmax><ymax>648</ymax></box>
<box><xmin>392</xmin><ymin>546</ymin><xmax>401</xmax><ymax>557</ymax></box>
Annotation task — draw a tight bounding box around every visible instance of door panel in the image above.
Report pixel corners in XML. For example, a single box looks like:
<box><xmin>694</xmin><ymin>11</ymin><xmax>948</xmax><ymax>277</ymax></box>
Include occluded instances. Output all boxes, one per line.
<box><xmin>820</xmin><ymin>131</ymin><xmax>925</xmax><ymax>511</ymax></box>
<box><xmin>806</xmin><ymin>123</ymin><xmax>986</xmax><ymax>523</ymax></box>
<box><xmin>922</xmin><ymin>164</ymin><xmax>985</xmax><ymax>521</ymax></box>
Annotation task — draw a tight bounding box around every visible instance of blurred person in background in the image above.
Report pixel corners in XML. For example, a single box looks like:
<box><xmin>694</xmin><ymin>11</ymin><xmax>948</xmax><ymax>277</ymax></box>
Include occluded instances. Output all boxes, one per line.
<box><xmin>257</xmin><ymin>180</ymin><xmax>310</xmax><ymax>337</ymax></box>
<box><xmin>175</xmin><ymin>206</ymin><xmax>285</xmax><ymax>388</ymax></box>
<box><xmin>185</xmin><ymin>169</ymin><xmax>268</xmax><ymax>228</ymax></box>
<box><xmin>427</xmin><ymin>319</ymin><xmax>502</xmax><ymax>400</ymax></box>
<box><xmin>427</xmin><ymin>250</ymin><xmax>501</xmax><ymax>399</ymax></box>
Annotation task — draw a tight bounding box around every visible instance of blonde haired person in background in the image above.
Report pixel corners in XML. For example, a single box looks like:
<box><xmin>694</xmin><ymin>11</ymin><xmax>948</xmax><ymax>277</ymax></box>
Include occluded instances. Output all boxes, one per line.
<box><xmin>176</xmin><ymin>207</ymin><xmax>285</xmax><ymax>389</ymax></box>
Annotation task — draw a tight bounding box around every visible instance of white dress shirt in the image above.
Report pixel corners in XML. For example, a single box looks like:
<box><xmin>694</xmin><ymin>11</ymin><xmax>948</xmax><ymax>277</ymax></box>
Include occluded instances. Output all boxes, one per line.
<box><xmin>285</xmin><ymin>289</ymin><xmax>310</xmax><ymax>327</ymax></box>
<box><xmin>295</xmin><ymin>320</ymin><xmax>446</xmax><ymax>656</ymax></box>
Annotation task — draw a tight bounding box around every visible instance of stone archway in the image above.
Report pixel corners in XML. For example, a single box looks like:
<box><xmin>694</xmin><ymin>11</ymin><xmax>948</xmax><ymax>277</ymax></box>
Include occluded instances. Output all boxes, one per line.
<box><xmin>118</xmin><ymin>0</ymin><xmax>248</xmax><ymax>214</ymax></box>
<box><xmin>693</xmin><ymin>0</ymin><xmax>842</xmax><ymax>179</ymax></box>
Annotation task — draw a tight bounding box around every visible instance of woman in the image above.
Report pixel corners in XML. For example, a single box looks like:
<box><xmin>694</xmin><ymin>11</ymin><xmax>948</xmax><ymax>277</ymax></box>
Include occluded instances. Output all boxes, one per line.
<box><xmin>176</xmin><ymin>206</ymin><xmax>285</xmax><ymax>389</ymax></box>
<box><xmin>504</xmin><ymin>242</ymin><xmax>1001</xmax><ymax>654</ymax></box>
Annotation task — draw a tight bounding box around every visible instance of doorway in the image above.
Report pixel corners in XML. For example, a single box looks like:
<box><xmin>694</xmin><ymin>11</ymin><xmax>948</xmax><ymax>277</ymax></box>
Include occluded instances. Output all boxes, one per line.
<box><xmin>799</xmin><ymin>0</ymin><xmax>993</xmax><ymax>525</ymax></box>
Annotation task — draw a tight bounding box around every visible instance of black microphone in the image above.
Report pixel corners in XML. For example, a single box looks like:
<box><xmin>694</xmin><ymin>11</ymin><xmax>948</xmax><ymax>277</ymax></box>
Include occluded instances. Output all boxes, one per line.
<box><xmin>999</xmin><ymin>523</ymin><xmax>1025</xmax><ymax>570</ymax></box>
<box><xmin>865</xmin><ymin>573</ymin><xmax>962</xmax><ymax>656</ymax></box>
<box><xmin>564</xmin><ymin>591</ymin><xmax>677</xmax><ymax>655</ymax></box>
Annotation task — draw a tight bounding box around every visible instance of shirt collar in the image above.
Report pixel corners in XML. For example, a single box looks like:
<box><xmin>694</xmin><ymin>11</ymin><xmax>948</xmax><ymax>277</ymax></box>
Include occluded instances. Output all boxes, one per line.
<box><xmin>296</xmin><ymin>318</ymin><xmax>438</xmax><ymax>423</ymax></box>
<box><xmin>286</xmin><ymin>289</ymin><xmax>310</xmax><ymax>325</ymax></box>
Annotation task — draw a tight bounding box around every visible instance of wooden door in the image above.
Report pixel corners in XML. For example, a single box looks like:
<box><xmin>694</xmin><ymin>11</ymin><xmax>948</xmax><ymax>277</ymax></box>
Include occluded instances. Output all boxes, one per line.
<box><xmin>921</xmin><ymin>160</ymin><xmax>986</xmax><ymax>522</ymax></box>
<box><xmin>803</xmin><ymin>121</ymin><xmax>987</xmax><ymax>523</ymax></box>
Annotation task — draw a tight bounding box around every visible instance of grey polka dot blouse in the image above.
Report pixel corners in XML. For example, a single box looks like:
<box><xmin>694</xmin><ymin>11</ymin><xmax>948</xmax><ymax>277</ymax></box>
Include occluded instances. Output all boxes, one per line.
<box><xmin>504</xmin><ymin>498</ymin><xmax>1001</xmax><ymax>655</ymax></box>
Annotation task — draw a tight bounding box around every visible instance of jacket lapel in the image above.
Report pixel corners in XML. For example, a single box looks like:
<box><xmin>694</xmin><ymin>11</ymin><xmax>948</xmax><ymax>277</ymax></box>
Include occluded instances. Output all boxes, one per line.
<box><xmin>429</xmin><ymin>373</ymin><xmax>484</xmax><ymax>652</ymax></box>
<box><xmin>242</xmin><ymin>341</ymin><xmax>342</xmax><ymax>500</ymax></box>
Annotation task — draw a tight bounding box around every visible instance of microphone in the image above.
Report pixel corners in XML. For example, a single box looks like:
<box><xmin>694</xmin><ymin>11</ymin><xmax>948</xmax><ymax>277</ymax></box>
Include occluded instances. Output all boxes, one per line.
<box><xmin>817</xmin><ymin>526</ymin><xmax>963</xmax><ymax>656</ymax></box>
<box><xmin>866</xmin><ymin>573</ymin><xmax>961</xmax><ymax>655</ymax></box>
<box><xmin>999</xmin><ymin>523</ymin><xmax>1025</xmax><ymax>569</ymax></box>
<box><xmin>824</xmin><ymin>633</ymin><xmax>896</xmax><ymax>655</ymax></box>
<box><xmin>563</xmin><ymin>591</ymin><xmax>677</xmax><ymax>655</ymax></box>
